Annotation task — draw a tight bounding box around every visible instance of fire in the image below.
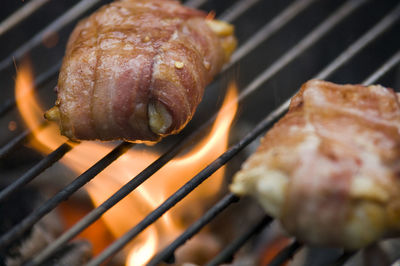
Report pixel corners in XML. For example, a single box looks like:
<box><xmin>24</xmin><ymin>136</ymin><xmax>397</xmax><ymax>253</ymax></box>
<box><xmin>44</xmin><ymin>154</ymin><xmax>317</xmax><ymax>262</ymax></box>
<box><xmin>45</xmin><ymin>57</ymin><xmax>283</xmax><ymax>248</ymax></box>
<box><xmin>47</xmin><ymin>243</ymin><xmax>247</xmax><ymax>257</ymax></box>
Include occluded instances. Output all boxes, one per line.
<box><xmin>15</xmin><ymin>60</ymin><xmax>238</xmax><ymax>265</ymax></box>
<box><xmin>15</xmin><ymin>60</ymin><xmax>66</xmax><ymax>153</ymax></box>
<box><xmin>126</xmin><ymin>228</ymin><xmax>158</xmax><ymax>266</ymax></box>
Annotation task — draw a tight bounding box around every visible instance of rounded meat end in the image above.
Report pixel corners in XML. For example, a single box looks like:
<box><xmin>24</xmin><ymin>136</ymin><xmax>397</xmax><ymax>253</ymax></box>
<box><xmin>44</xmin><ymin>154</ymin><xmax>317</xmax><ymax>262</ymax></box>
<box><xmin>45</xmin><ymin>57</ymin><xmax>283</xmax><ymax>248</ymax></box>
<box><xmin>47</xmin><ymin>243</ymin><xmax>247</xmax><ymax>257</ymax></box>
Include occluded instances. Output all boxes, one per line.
<box><xmin>44</xmin><ymin>106</ymin><xmax>60</xmax><ymax>122</ymax></box>
<box><xmin>44</xmin><ymin>106</ymin><xmax>74</xmax><ymax>139</ymax></box>
<box><xmin>230</xmin><ymin>166</ymin><xmax>289</xmax><ymax>218</ymax></box>
<box><xmin>205</xmin><ymin>19</ymin><xmax>237</xmax><ymax>61</ymax></box>
<box><xmin>343</xmin><ymin>201</ymin><xmax>386</xmax><ymax>250</ymax></box>
<box><xmin>148</xmin><ymin>101</ymin><xmax>173</xmax><ymax>135</ymax></box>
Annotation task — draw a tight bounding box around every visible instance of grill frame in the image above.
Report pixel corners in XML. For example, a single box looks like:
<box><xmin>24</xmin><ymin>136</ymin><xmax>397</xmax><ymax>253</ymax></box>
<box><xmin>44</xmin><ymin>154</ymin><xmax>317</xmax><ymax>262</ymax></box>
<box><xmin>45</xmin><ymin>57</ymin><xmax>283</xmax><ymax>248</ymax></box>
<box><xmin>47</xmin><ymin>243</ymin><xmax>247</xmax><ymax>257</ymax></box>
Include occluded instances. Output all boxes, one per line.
<box><xmin>0</xmin><ymin>0</ymin><xmax>400</xmax><ymax>265</ymax></box>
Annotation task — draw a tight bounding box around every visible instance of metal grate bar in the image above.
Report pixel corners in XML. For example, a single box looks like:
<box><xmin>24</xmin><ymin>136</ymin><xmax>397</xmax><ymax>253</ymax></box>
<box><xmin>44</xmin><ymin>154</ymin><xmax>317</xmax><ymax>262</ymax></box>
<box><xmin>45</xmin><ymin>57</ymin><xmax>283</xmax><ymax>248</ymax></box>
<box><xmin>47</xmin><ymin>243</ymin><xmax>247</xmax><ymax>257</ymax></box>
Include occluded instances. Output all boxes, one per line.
<box><xmin>0</xmin><ymin>0</ymin><xmax>101</xmax><ymax>72</ymax></box>
<box><xmin>147</xmin><ymin>193</ymin><xmax>240</xmax><ymax>266</ymax></box>
<box><xmin>212</xmin><ymin>0</ymin><xmax>261</xmax><ymax>25</ymax></box>
<box><xmin>0</xmin><ymin>141</ymin><xmax>133</xmax><ymax>250</ymax></box>
<box><xmin>0</xmin><ymin>126</ymin><xmax>45</xmax><ymax>160</ymax></box>
<box><xmin>238</xmin><ymin>0</ymin><xmax>367</xmax><ymax>102</ymax></box>
<box><xmin>218</xmin><ymin>0</ymin><xmax>260</xmax><ymax>22</ymax></box>
<box><xmin>267</xmin><ymin>241</ymin><xmax>302</xmax><ymax>266</ymax></box>
<box><xmin>0</xmin><ymin>142</ymin><xmax>73</xmax><ymax>202</ymax></box>
<box><xmin>0</xmin><ymin>0</ymin><xmax>50</xmax><ymax>36</ymax></box>
<box><xmin>329</xmin><ymin>251</ymin><xmax>356</xmax><ymax>266</ymax></box>
<box><xmin>206</xmin><ymin>215</ymin><xmax>273</xmax><ymax>266</ymax></box>
<box><xmin>315</xmin><ymin>2</ymin><xmax>400</xmax><ymax>80</ymax></box>
<box><xmin>362</xmin><ymin>49</ymin><xmax>400</xmax><ymax>85</ymax></box>
<box><xmin>0</xmin><ymin>60</ymin><xmax>61</xmax><ymax>117</ymax></box>
<box><xmin>0</xmin><ymin>129</ymin><xmax>32</xmax><ymax>159</ymax></box>
<box><xmin>225</xmin><ymin>0</ymin><xmax>316</xmax><ymax>71</ymax></box>
<box><xmin>184</xmin><ymin>0</ymin><xmax>208</xmax><ymax>9</ymax></box>
<box><xmin>0</xmin><ymin>119</ymin><xmax>50</xmax><ymax>159</ymax></box>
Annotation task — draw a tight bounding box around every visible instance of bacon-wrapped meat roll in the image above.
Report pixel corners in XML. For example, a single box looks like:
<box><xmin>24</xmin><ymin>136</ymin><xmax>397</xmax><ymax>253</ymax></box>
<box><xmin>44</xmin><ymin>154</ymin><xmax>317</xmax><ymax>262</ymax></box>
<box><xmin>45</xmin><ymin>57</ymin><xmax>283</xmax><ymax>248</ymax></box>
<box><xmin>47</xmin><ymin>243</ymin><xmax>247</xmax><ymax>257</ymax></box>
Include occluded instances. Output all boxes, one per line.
<box><xmin>45</xmin><ymin>0</ymin><xmax>236</xmax><ymax>142</ymax></box>
<box><xmin>230</xmin><ymin>80</ymin><xmax>400</xmax><ymax>249</ymax></box>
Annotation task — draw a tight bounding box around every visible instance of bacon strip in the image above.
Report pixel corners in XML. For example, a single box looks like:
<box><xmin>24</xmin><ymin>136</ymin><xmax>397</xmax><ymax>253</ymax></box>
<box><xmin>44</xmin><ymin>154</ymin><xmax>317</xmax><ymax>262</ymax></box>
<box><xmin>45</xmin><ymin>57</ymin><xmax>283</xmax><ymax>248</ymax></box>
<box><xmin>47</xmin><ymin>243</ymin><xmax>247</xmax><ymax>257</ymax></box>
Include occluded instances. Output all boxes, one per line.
<box><xmin>45</xmin><ymin>0</ymin><xmax>236</xmax><ymax>142</ymax></box>
<box><xmin>231</xmin><ymin>80</ymin><xmax>400</xmax><ymax>249</ymax></box>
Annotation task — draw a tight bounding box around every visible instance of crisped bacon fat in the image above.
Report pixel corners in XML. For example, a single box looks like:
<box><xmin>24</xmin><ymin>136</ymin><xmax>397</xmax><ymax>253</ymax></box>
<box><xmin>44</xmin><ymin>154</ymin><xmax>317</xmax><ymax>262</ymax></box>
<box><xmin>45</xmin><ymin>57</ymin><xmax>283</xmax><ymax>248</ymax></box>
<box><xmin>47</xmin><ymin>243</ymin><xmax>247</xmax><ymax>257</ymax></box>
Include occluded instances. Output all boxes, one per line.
<box><xmin>45</xmin><ymin>0</ymin><xmax>236</xmax><ymax>142</ymax></box>
<box><xmin>230</xmin><ymin>80</ymin><xmax>400</xmax><ymax>249</ymax></box>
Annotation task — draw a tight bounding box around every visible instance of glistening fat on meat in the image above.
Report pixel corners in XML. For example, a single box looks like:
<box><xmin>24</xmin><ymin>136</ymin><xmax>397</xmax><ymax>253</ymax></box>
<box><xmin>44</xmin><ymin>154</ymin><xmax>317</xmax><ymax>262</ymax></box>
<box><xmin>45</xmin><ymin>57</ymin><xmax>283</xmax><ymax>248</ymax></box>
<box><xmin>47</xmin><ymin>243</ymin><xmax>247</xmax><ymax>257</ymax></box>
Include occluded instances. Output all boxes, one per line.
<box><xmin>230</xmin><ymin>80</ymin><xmax>400</xmax><ymax>250</ymax></box>
<box><xmin>45</xmin><ymin>0</ymin><xmax>236</xmax><ymax>142</ymax></box>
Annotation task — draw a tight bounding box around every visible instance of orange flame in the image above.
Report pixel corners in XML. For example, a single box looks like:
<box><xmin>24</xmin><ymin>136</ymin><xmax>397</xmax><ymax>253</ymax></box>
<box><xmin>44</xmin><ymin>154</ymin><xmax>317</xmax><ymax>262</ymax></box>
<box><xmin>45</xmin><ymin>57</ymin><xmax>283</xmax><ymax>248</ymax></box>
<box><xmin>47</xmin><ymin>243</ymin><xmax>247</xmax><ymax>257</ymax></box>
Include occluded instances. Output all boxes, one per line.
<box><xmin>15</xmin><ymin>60</ymin><xmax>238</xmax><ymax>265</ymax></box>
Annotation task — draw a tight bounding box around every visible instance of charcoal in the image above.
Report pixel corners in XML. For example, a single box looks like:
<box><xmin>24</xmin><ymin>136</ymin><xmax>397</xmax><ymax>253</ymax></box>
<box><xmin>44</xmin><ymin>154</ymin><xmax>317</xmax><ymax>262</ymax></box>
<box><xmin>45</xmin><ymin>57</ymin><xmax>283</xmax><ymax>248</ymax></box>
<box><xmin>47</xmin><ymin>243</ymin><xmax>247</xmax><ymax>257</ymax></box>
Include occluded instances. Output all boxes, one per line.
<box><xmin>40</xmin><ymin>241</ymin><xmax>92</xmax><ymax>266</ymax></box>
<box><xmin>0</xmin><ymin>185</ymin><xmax>92</xmax><ymax>265</ymax></box>
<box><xmin>0</xmin><ymin>185</ymin><xmax>41</xmax><ymax>265</ymax></box>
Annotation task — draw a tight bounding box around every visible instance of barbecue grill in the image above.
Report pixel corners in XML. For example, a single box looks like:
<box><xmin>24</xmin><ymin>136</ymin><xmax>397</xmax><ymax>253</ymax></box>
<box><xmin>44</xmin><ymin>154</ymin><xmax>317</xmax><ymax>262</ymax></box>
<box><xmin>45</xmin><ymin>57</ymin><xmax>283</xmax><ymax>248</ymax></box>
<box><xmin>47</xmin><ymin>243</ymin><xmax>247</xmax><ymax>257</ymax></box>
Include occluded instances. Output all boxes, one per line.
<box><xmin>1</xmin><ymin>0</ymin><xmax>400</xmax><ymax>265</ymax></box>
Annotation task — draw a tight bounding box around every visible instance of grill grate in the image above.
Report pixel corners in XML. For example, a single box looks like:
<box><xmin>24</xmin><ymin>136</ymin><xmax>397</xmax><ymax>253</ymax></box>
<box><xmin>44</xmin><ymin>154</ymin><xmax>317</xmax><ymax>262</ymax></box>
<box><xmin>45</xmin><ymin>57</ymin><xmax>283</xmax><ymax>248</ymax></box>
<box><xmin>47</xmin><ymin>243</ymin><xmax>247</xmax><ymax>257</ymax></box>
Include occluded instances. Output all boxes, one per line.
<box><xmin>148</xmin><ymin>193</ymin><xmax>241</xmax><ymax>266</ymax></box>
<box><xmin>1</xmin><ymin>0</ymin><xmax>400</xmax><ymax>265</ymax></box>
<box><xmin>267</xmin><ymin>240</ymin><xmax>302</xmax><ymax>266</ymax></box>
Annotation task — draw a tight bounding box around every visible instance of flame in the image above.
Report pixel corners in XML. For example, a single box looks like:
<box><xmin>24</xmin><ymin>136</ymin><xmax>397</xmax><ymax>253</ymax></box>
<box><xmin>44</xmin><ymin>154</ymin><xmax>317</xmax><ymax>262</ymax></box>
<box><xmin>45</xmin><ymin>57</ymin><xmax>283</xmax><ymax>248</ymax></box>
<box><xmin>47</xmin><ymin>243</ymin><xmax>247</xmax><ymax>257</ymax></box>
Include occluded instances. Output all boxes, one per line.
<box><xmin>15</xmin><ymin>60</ymin><xmax>238</xmax><ymax>265</ymax></box>
<box><xmin>126</xmin><ymin>227</ymin><xmax>158</xmax><ymax>266</ymax></box>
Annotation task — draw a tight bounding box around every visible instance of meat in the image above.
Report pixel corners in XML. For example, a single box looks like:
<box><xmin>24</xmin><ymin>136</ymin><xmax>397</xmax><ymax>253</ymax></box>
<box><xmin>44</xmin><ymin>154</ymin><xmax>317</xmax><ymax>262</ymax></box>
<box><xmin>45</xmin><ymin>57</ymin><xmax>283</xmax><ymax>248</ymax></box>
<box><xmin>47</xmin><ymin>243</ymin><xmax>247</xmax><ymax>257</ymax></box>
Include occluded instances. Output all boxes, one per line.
<box><xmin>44</xmin><ymin>0</ymin><xmax>236</xmax><ymax>142</ymax></box>
<box><xmin>230</xmin><ymin>80</ymin><xmax>400</xmax><ymax>249</ymax></box>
